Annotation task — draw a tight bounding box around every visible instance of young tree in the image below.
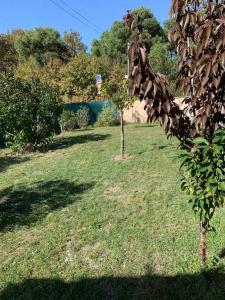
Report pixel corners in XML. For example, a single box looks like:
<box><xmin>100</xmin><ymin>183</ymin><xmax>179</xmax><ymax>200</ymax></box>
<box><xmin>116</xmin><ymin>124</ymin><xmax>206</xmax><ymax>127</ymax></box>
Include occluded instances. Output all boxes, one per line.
<box><xmin>169</xmin><ymin>0</ymin><xmax>225</xmax><ymax>268</ymax></box>
<box><xmin>125</xmin><ymin>1</ymin><xmax>225</xmax><ymax>268</ymax></box>
<box><xmin>104</xmin><ymin>64</ymin><xmax>135</xmax><ymax>159</ymax></box>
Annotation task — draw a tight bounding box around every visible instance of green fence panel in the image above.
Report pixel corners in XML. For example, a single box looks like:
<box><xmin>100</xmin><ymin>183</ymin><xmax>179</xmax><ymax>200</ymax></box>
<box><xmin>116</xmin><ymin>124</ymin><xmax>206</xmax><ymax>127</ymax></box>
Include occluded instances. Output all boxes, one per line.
<box><xmin>64</xmin><ymin>100</ymin><xmax>113</xmax><ymax>123</ymax></box>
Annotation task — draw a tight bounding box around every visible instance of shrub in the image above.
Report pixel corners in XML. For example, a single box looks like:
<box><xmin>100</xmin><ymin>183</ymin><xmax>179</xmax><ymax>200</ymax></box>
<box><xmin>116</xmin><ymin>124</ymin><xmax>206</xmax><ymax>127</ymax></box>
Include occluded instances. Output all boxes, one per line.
<box><xmin>60</xmin><ymin>110</ymin><xmax>77</xmax><ymax>132</ymax></box>
<box><xmin>96</xmin><ymin>105</ymin><xmax>120</xmax><ymax>127</ymax></box>
<box><xmin>0</xmin><ymin>73</ymin><xmax>63</xmax><ymax>151</ymax></box>
<box><xmin>76</xmin><ymin>106</ymin><xmax>90</xmax><ymax>128</ymax></box>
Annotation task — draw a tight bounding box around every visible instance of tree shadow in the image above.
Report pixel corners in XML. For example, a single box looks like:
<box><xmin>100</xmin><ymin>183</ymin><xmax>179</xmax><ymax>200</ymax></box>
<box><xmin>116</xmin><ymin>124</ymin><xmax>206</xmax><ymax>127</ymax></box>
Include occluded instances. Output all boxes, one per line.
<box><xmin>151</xmin><ymin>143</ymin><xmax>175</xmax><ymax>150</ymax></box>
<box><xmin>49</xmin><ymin>133</ymin><xmax>111</xmax><ymax>151</ymax></box>
<box><xmin>77</xmin><ymin>128</ymin><xmax>94</xmax><ymax>132</ymax></box>
<box><xmin>133</xmin><ymin>124</ymin><xmax>156</xmax><ymax>128</ymax></box>
<box><xmin>1</xmin><ymin>268</ymin><xmax>225</xmax><ymax>300</ymax></box>
<box><xmin>0</xmin><ymin>180</ymin><xmax>95</xmax><ymax>231</ymax></box>
<box><xmin>158</xmin><ymin>145</ymin><xmax>168</xmax><ymax>150</ymax></box>
<box><xmin>218</xmin><ymin>248</ymin><xmax>225</xmax><ymax>259</ymax></box>
<box><xmin>0</xmin><ymin>156</ymin><xmax>30</xmax><ymax>172</ymax></box>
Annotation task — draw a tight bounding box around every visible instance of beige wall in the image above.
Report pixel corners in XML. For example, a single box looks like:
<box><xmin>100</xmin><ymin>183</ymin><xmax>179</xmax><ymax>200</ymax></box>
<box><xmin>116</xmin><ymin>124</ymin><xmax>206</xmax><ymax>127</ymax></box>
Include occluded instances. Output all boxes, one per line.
<box><xmin>123</xmin><ymin>100</ymin><xmax>147</xmax><ymax>123</ymax></box>
<box><xmin>123</xmin><ymin>97</ymin><xmax>184</xmax><ymax>123</ymax></box>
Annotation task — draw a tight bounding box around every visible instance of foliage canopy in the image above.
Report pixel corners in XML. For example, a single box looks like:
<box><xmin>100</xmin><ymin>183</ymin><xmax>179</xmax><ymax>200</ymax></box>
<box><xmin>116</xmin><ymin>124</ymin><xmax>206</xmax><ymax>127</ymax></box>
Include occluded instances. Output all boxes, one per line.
<box><xmin>92</xmin><ymin>7</ymin><xmax>164</xmax><ymax>65</ymax></box>
<box><xmin>0</xmin><ymin>73</ymin><xmax>62</xmax><ymax>151</ymax></box>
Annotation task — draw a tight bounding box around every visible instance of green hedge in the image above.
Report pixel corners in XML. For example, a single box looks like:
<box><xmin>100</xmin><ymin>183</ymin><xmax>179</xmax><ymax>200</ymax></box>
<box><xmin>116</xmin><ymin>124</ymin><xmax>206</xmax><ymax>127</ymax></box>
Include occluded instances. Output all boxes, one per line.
<box><xmin>0</xmin><ymin>73</ymin><xmax>63</xmax><ymax>151</ymax></box>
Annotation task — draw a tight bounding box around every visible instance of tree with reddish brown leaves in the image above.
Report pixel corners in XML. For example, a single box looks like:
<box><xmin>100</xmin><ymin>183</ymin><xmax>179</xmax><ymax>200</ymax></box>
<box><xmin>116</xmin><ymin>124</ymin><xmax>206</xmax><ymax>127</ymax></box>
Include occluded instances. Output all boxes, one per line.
<box><xmin>125</xmin><ymin>1</ymin><xmax>225</xmax><ymax>268</ymax></box>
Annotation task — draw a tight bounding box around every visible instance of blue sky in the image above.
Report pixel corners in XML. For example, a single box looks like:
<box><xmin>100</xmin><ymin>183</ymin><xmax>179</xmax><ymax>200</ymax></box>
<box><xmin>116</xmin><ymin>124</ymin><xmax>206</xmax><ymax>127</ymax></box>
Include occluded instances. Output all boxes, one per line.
<box><xmin>1</xmin><ymin>0</ymin><xmax>171</xmax><ymax>50</ymax></box>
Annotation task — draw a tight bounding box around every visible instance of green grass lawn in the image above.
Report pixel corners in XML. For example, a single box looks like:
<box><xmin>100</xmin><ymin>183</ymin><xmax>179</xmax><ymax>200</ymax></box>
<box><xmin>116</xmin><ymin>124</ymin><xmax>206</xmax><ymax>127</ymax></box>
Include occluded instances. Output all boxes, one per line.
<box><xmin>0</xmin><ymin>124</ymin><xmax>225</xmax><ymax>300</ymax></box>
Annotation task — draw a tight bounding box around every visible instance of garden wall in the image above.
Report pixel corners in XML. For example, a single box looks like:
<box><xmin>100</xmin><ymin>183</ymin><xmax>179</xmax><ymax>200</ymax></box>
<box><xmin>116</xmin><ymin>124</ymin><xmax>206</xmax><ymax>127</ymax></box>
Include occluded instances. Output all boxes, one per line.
<box><xmin>64</xmin><ymin>98</ymin><xmax>184</xmax><ymax>124</ymax></box>
<box><xmin>123</xmin><ymin>97</ymin><xmax>184</xmax><ymax>123</ymax></box>
<box><xmin>64</xmin><ymin>100</ymin><xmax>112</xmax><ymax>123</ymax></box>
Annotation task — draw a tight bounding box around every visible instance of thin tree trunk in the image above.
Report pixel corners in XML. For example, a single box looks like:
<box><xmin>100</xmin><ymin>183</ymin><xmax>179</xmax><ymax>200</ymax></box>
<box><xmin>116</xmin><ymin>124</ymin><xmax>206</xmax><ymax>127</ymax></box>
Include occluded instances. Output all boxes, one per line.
<box><xmin>120</xmin><ymin>109</ymin><xmax>125</xmax><ymax>159</ymax></box>
<box><xmin>199</xmin><ymin>221</ymin><xmax>207</xmax><ymax>269</ymax></box>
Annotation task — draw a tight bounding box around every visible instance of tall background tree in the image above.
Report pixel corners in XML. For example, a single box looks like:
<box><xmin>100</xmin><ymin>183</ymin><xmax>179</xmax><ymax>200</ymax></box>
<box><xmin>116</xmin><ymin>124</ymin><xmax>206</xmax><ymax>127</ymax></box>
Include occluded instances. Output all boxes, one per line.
<box><xmin>0</xmin><ymin>33</ymin><xmax>18</xmax><ymax>72</ymax></box>
<box><xmin>63</xmin><ymin>30</ymin><xmax>87</xmax><ymax>58</ymax></box>
<box><xmin>92</xmin><ymin>7</ymin><xmax>164</xmax><ymax>65</ymax></box>
<box><xmin>14</xmin><ymin>27</ymin><xmax>86</xmax><ymax>65</ymax></box>
<box><xmin>60</xmin><ymin>53</ymin><xmax>107</xmax><ymax>102</ymax></box>
<box><xmin>92</xmin><ymin>8</ymin><xmax>179</xmax><ymax>95</ymax></box>
<box><xmin>15</xmin><ymin>57</ymin><xmax>63</xmax><ymax>90</ymax></box>
<box><xmin>149</xmin><ymin>41</ymin><xmax>177</xmax><ymax>94</ymax></box>
<box><xmin>11</xmin><ymin>28</ymin><xmax>87</xmax><ymax>101</ymax></box>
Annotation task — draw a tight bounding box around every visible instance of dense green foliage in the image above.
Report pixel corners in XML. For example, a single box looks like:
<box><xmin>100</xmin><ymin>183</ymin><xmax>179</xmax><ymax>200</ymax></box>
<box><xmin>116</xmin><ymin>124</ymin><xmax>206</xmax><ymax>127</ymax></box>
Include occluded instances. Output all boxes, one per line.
<box><xmin>92</xmin><ymin>7</ymin><xmax>164</xmax><ymax>65</ymax></box>
<box><xmin>15</xmin><ymin>57</ymin><xmax>63</xmax><ymax>91</ymax></box>
<box><xmin>179</xmin><ymin>131</ymin><xmax>225</xmax><ymax>231</ymax></box>
<box><xmin>92</xmin><ymin>21</ymin><xmax>128</xmax><ymax>65</ymax></box>
<box><xmin>92</xmin><ymin>11</ymin><xmax>178</xmax><ymax>94</ymax></box>
<box><xmin>149</xmin><ymin>41</ymin><xmax>178</xmax><ymax>95</ymax></box>
<box><xmin>60</xmin><ymin>107</ymin><xmax>91</xmax><ymax>131</ymax></box>
<box><xmin>76</xmin><ymin>107</ymin><xmax>91</xmax><ymax>129</ymax></box>
<box><xmin>60</xmin><ymin>53</ymin><xmax>107</xmax><ymax>101</ymax></box>
<box><xmin>149</xmin><ymin>42</ymin><xmax>173</xmax><ymax>75</ymax></box>
<box><xmin>0</xmin><ymin>10</ymin><xmax>178</xmax><ymax>102</ymax></box>
<box><xmin>14</xmin><ymin>28</ymin><xmax>86</xmax><ymax>66</ymax></box>
<box><xmin>0</xmin><ymin>34</ymin><xmax>18</xmax><ymax>71</ymax></box>
<box><xmin>96</xmin><ymin>105</ymin><xmax>120</xmax><ymax>127</ymax></box>
<box><xmin>60</xmin><ymin>110</ymin><xmax>78</xmax><ymax>132</ymax></box>
<box><xmin>0</xmin><ymin>74</ymin><xmax>62</xmax><ymax>151</ymax></box>
<box><xmin>15</xmin><ymin>28</ymin><xmax>67</xmax><ymax>65</ymax></box>
<box><xmin>63</xmin><ymin>31</ymin><xmax>87</xmax><ymax>59</ymax></box>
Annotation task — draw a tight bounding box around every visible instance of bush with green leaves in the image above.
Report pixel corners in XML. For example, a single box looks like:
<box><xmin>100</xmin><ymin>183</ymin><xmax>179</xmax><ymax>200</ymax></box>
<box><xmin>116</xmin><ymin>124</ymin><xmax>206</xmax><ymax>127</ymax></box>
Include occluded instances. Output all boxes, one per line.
<box><xmin>60</xmin><ymin>110</ymin><xmax>78</xmax><ymax>132</ymax></box>
<box><xmin>0</xmin><ymin>73</ymin><xmax>62</xmax><ymax>151</ymax></box>
<box><xmin>179</xmin><ymin>131</ymin><xmax>225</xmax><ymax>230</ymax></box>
<box><xmin>76</xmin><ymin>106</ymin><xmax>90</xmax><ymax>129</ymax></box>
<box><xmin>179</xmin><ymin>130</ymin><xmax>225</xmax><ymax>266</ymax></box>
<box><xmin>96</xmin><ymin>105</ymin><xmax>120</xmax><ymax>127</ymax></box>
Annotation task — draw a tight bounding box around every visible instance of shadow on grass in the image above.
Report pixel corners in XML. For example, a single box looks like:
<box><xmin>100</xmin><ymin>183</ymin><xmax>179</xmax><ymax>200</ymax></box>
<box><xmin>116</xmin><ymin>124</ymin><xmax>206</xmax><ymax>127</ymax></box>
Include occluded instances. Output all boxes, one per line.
<box><xmin>133</xmin><ymin>124</ymin><xmax>156</xmax><ymax>128</ymax></box>
<box><xmin>219</xmin><ymin>248</ymin><xmax>225</xmax><ymax>259</ymax></box>
<box><xmin>0</xmin><ymin>180</ymin><xmax>94</xmax><ymax>231</ymax></box>
<box><xmin>151</xmin><ymin>143</ymin><xmax>176</xmax><ymax>151</ymax></box>
<box><xmin>50</xmin><ymin>133</ymin><xmax>111</xmax><ymax>151</ymax></box>
<box><xmin>1</xmin><ymin>268</ymin><xmax>225</xmax><ymax>300</ymax></box>
<box><xmin>0</xmin><ymin>156</ymin><xmax>30</xmax><ymax>172</ymax></box>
